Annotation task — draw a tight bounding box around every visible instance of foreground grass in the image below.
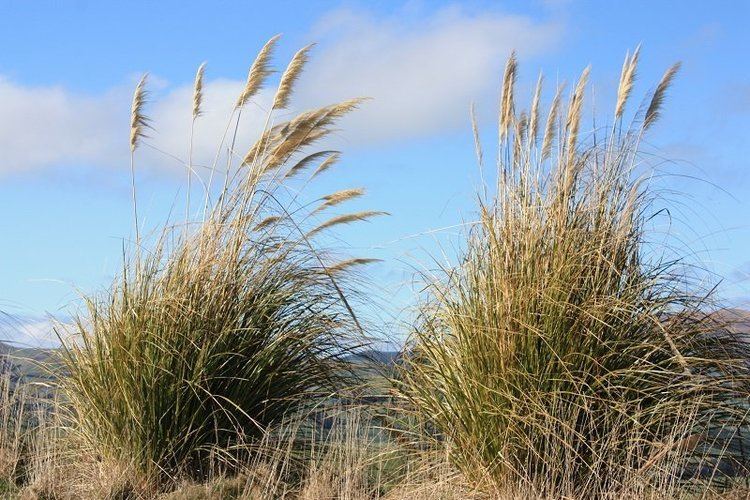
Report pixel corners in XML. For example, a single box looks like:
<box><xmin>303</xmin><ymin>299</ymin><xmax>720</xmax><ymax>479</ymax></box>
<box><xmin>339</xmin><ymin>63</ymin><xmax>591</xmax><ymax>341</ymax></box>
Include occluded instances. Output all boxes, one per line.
<box><xmin>0</xmin><ymin>374</ymin><xmax>747</xmax><ymax>499</ymax></box>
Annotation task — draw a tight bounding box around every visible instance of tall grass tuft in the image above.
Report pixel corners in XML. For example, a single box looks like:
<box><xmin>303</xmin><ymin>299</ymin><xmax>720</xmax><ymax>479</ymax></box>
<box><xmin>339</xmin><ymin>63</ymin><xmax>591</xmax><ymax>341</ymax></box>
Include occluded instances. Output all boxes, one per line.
<box><xmin>57</xmin><ymin>37</ymin><xmax>381</xmax><ymax>488</ymax></box>
<box><xmin>399</xmin><ymin>51</ymin><xmax>750</xmax><ymax>495</ymax></box>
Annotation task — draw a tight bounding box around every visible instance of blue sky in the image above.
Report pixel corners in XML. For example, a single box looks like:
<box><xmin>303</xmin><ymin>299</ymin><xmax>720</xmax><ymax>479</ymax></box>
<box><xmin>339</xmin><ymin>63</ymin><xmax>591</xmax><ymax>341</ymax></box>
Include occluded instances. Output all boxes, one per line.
<box><xmin>0</xmin><ymin>0</ymin><xmax>748</xmax><ymax>345</ymax></box>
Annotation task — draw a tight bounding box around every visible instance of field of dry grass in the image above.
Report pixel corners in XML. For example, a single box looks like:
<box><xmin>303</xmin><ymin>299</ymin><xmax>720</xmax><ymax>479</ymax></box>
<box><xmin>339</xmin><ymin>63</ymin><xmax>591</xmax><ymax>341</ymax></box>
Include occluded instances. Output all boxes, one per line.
<box><xmin>0</xmin><ymin>39</ymin><xmax>749</xmax><ymax>499</ymax></box>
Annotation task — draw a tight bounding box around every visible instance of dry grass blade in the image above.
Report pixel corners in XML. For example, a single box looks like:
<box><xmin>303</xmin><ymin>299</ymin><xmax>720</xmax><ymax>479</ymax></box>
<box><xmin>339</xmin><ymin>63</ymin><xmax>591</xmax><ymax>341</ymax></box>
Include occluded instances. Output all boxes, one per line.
<box><xmin>307</xmin><ymin>211</ymin><xmax>388</xmax><ymax>238</ymax></box>
<box><xmin>644</xmin><ymin>62</ymin><xmax>681</xmax><ymax>130</ymax></box>
<box><xmin>237</xmin><ymin>34</ymin><xmax>281</xmax><ymax>108</ymax></box>
<box><xmin>192</xmin><ymin>62</ymin><xmax>207</xmax><ymax>119</ymax></box>
<box><xmin>129</xmin><ymin>74</ymin><xmax>150</xmax><ymax>152</ymax></box>
<box><xmin>499</xmin><ymin>51</ymin><xmax>517</xmax><ymax>140</ymax></box>
<box><xmin>615</xmin><ymin>46</ymin><xmax>640</xmax><ymax>119</ymax></box>
<box><xmin>272</xmin><ymin>43</ymin><xmax>314</xmax><ymax>110</ymax></box>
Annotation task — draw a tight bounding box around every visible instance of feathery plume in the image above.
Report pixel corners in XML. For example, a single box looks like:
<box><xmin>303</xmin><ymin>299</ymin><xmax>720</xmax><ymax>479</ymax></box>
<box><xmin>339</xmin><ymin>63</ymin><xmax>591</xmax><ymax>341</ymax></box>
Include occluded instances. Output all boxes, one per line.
<box><xmin>470</xmin><ymin>102</ymin><xmax>483</xmax><ymax>168</ymax></box>
<box><xmin>237</xmin><ymin>34</ymin><xmax>281</xmax><ymax>109</ymax></box>
<box><xmin>565</xmin><ymin>66</ymin><xmax>590</xmax><ymax>162</ymax></box>
<box><xmin>541</xmin><ymin>84</ymin><xmax>564</xmax><ymax>161</ymax></box>
<box><xmin>528</xmin><ymin>73</ymin><xmax>544</xmax><ymax>147</ymax></box>
<box><xmin>312</xmin><ymin>152</ymin><xmax>341</xmax><ymax>178</ymax></box>
<box><xmin>284</xmin><ymin>150</ymin><xmax>338</xmax><ymax>179</ymax></box>
<box><xmin>314</xmin><ymin>188</ymin><xmax>365</xmax><ymax>213</ymax></box>
<box><xmin>514</xmin><ymin>112</ymin><xmax>528</xmax><ymax>165</ymax></box>
<box><xmin>307</xmin><ymin>211</ymin><xmax>388</xmax><ymax>238</ymax></box>
<box><xmin>263</xmin><ymin>99</ymin><xmax>364</xmax><ymax>171</ymax></box>
<box><xmin>272</xmin><ymin>44</ymin><xmax>314</xmax><ymax>110</ymax></box>
<box><xmin>327</xmin><ymin>258</ymin><xmax>381</xmax><ymax>274</ymax></box>
<box><xmin>254</xmin><ymin>215</ymin><xmax>282</xmax><ymax>231</ymax></box>
<box><xmin>192</xmin><ymin>62</ymin><xmax>207</xmax><ymax>119</ymax></box>
<box><xmin>241</xmin><ymin>126</ymin><xmax>280</xmax><ymax>167</ymax></box>
<box><xmin>129</xmin><ymin>74</ymin><xmax>150</xmax><ymax>153</ymax></box>
<box><xmin>615</xmin><ymin>46</ymin><xmax>640</xmax><ymax>119</ymax></box>
<box><xmin>499</xmin><ymin>51</ymin><xmax>518</xmax><ymax>141</ymax></box>
<box><xmin>644</xmin><ymin>62</ymin><xmax>681</xmax><ymax>131</ymax></box>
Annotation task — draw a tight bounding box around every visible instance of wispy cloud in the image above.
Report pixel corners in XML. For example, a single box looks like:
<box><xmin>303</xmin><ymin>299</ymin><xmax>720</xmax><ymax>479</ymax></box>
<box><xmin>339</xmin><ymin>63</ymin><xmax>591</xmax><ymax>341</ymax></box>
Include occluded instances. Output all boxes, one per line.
<box><xmin>0</xmin><ymin>6</ymin><xmax>563</xmax><ymax>175</ymax></box>
<box><xmin>0</xmin><ymin>314</ymin><xmax>71</xmax><ymax>348</ymax></box>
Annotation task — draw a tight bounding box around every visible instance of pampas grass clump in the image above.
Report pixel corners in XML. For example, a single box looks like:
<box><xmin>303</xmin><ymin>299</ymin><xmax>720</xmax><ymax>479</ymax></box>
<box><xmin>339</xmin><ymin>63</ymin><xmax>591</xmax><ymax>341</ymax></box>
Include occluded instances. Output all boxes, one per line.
<box><xmin>399</xmin><ymin>50</ymin><xmax>750</xmax><ymax>495</ymax></box>
<box><xmin>57</xmin><ymin>36</ymin><xmax>382</xmax><ymax>488</ymax></box>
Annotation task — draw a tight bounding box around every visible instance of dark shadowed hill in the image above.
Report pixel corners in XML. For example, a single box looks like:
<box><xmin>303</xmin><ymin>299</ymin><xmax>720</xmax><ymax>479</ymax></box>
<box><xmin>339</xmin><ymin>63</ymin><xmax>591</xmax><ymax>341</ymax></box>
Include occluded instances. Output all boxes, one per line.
<box><xmin>346</xmin><ymin>349</ymin><xmax>401</xmax><ymax>367</ymax></box>
<box><xmin>0</xmin><ymin>341</ymin><xmax>57</xmax><ymax>386</ymax></box>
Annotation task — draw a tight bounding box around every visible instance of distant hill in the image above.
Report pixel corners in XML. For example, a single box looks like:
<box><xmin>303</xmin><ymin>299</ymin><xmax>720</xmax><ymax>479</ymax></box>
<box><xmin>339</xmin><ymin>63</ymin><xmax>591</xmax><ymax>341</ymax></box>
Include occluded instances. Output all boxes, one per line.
<box><xmin>718</xmin><ymin>308</ymin><xmax>750</xmax><ymax>336</ymax></box>
<box><xmin>0</xmin><ymin>341</ymin><xmax>57</xmax><ymax>387</ymax></box>
<box><xmin>0</xmin><ymin>307</ymin><xmax>745</xmax><ymax>387</ymax></box>
<box><xmin>346</xmin><ymin>349</ymin><xmax>401</xmax><ymax>367</ymax></box>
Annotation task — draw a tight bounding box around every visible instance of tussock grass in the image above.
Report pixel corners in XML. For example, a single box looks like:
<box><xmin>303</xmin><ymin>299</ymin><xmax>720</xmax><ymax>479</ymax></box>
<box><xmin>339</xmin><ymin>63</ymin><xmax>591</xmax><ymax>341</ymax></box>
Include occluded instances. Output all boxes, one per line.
<box><xmin>55</xmin><ymin>36</ymin><xmax>382</xmax><ymax>489</ymax></box>
<box><xmin>1</xmin><ymin>42</ymin><xmax>749</xmax><ymax>499</ymax></box>
<box><xmin>398</xmin><ymin>51</ymin><xmax>750</xmax><ymax>495</ymax></box>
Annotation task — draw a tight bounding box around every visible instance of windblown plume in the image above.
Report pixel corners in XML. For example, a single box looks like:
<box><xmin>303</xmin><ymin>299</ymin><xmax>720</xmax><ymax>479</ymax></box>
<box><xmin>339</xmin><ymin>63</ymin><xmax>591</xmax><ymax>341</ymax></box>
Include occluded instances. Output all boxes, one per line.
<box><xmin>644</xmin><ymin>62</ymin><xmax>681</xmax><ymax>130</ymax></box>
<box><xmin>242</xmin><ymin>99</ymin><xmax>362</xmax><ymax>168</ymax></box>
<box><xmin>258</xmin><ymin>99</ymin><xmax>364</xmax><ymax>171</ymax></box>
<box><xmin>326</xmin><ymin>258</ymin><xmax>381</xmax><ymax>274</ymax></box>
<box><xmin>312</xmin><ymin>152</ymin><xmax>341</xmax><ymax>178</ymax></box>
<box><xmin>499</xmin><ymin>51</ymin><xmax>518</xmax><ymax>141</ymax></box>
<box><xmin>307</xmin><ymin>211</ymin><xmax>388</xmax><ymax>238</ymax></box>
<box><xmin>192</xmin><ymin>62</ymin><xmax>207</xmax><ymax>119</ymax></box>
<box><xmin>129</xmin><ymin>74</ymin><xmax>150</xmax><ymax>152</ymax></box>
<box><xmin>313</xmin><ymin>188</ymin><xmax>365</xmax><ymax>214</ymax></box>
<box><xmin>284</xmin><ymin>151</ymin><xmax>338</xmax><ymax>179</ymax></box>
<box><xmin>272</xmin><ymin>44</ymin><xmax>314</xmax><ymax>110</ymax></box>
<box><xmin>565</xmin><ymin>66</ymin><xmax>590</xmax><ymax>163</ymax></box>
<box><xmin>241</xmin><ymin>125</ymin><xmax>281</xmax><ymax>167</ymax></box>
<box><xmin>254</xmin><ymin>215</ymin><xmax>282</xmax><ymax>231</ymax></box>
<box><xmin>615</xmin><ymin>46</ymin><xmax>640</xmax><ymax>119</ymax></box>
<box><xmin>528</xmin><ymin>73</ymin><xmax>543</xmax><ymax>147</ymax></box>
<box><xmin>514</xmin><ymin>112</ymin><xmax>528</xmax><ymax>167</ymax></box>
<box><xmin>541</xmin><ymin>84</ymin><xmax>564</xmax><ymax>161</ymax></box>
<box><xmin>470</xmin><ymin>102</ymin><xmax>483</xmax><ymax>168</ymax></box>
<box><xmin>237</xmin><ymin>35</ymin><xmax>281</xmax><ymax>109</ymax></box>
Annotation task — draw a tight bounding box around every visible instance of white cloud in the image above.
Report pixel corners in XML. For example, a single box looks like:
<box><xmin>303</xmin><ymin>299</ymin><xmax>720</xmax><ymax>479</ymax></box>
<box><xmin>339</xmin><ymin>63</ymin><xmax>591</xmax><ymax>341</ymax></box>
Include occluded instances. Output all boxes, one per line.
<box><xmin>298</xmin><ymin>6</ymin><xmax>562</xmax><ymax>143</ymax></box>
<box><xmin>0</xmin><ymin>77</ymin><xmax>126</xmax><ymax>173</ymax></box>
<box><xmin>0</xmin><ymin>315</ymin><xmax>72</xmax><ymax>348</ymax></box>
<box><xmin>0</xmin><ymin>75</ymin><xmax>274</xmax><ymax>177</ymax></box>
<box><xmin>0</xmin><ymin>6</ymin><xmax>563</xmax><ymax>175</ymax></box>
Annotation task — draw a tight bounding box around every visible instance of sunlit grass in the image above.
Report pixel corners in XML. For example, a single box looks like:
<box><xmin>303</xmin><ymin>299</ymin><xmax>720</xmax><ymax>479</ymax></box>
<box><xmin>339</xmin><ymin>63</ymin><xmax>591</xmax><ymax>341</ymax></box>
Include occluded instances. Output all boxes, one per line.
<box><xmin>398</xmin><ymin>51</ymin><xmax>750</xmax><ymax>495</ymax></box>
